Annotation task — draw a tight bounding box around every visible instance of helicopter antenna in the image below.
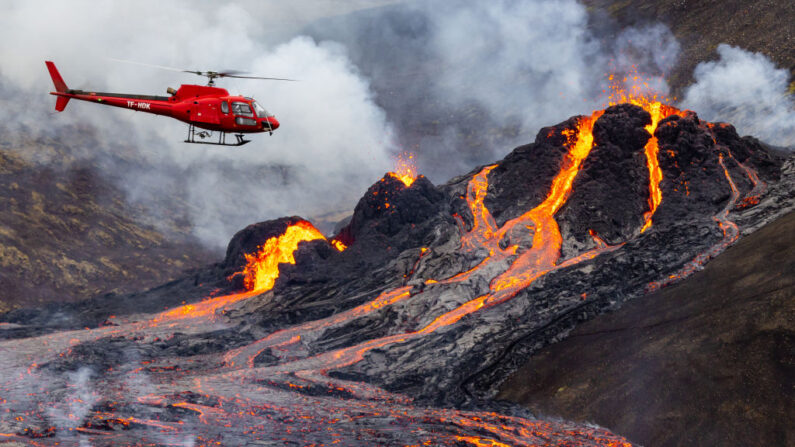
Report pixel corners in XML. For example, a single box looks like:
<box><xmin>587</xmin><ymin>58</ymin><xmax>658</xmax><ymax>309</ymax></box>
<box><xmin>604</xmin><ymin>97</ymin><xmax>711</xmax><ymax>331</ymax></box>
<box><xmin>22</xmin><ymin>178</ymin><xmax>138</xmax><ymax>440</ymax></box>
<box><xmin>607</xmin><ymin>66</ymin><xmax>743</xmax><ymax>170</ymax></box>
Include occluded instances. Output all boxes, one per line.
<box><xmin>108</xmin><ymin>58</ymin><xmax>298</xmax><ymax>86</ymax></box>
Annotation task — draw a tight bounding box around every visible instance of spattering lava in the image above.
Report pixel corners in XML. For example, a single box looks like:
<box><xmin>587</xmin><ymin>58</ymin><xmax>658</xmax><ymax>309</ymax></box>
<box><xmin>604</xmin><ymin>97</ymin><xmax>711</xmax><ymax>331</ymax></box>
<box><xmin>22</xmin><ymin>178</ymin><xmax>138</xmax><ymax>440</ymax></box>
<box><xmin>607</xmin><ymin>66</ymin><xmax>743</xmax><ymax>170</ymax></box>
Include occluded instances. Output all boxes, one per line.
<box><xmin>389</xmin><ymin>152</ymin><xmax>418</xmax><ymax>187</ymax></box>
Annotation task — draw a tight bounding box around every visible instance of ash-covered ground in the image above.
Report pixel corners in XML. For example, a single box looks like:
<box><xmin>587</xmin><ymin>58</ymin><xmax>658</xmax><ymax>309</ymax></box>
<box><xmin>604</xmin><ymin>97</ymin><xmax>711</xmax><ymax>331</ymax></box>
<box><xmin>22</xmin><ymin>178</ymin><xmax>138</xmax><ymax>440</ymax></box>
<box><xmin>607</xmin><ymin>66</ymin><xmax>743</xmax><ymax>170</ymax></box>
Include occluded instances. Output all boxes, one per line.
<box><xmin>1</xmin><ymin>102</ymin><xmax>792</xmax><ymax>446</ymax></box>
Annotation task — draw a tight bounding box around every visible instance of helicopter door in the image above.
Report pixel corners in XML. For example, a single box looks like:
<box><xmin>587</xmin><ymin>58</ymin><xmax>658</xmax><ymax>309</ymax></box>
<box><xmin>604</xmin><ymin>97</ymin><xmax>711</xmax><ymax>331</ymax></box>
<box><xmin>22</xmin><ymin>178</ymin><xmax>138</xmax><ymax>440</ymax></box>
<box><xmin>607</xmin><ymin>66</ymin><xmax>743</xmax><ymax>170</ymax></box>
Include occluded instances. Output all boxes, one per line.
<box><xmin>192</xmin><ymin>102</ymin><xmax>221</xmax><ymax>125</ymax></box>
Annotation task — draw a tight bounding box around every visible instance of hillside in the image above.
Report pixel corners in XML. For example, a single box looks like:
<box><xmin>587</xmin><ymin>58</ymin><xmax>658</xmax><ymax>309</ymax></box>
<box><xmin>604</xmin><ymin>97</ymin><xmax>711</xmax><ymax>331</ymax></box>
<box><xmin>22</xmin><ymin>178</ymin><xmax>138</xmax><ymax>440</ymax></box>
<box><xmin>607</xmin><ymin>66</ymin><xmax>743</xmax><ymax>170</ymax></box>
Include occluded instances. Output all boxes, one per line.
<box><xmin>498</xmin><ymin>210</ymin><xmax>794</xmax><ymax>447</ymax></box>
<box><xmin>0</xmin><ymin>135</ymin><xmax>214</xmax><ymax>312</ymax></box>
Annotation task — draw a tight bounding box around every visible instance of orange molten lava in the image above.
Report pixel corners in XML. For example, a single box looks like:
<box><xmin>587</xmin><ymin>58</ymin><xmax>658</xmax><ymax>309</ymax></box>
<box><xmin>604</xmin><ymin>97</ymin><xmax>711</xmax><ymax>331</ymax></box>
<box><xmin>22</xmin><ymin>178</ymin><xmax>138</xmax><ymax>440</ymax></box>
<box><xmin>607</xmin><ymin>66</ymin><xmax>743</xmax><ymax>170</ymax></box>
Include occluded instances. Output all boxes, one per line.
<box><xmin>330</xmin><ymin>239</ymin><xmax>347</xmax><ymax>251</ymax></box>
<box><xmin>607</xmin><ymin>79</ymin><xmax>685</xmax><ymax>232</ymax></box>
<box><xmin>155</xmin><ymin>221</ymin><xmax>346</xmax><ymax>323</ymax></box>
<box><xmin>390</xmin><ymin>153</ymin><xmax>418</xmax><ymax>187</ymax></box>
<box><xmin>455</xmin><ymin>435</ymin><xmax>511</xmax><ymax>447</ymax></box>
<box><xmin>239</xmin><ymin>221</ymin><xmax>326</xmax><ymax>292</ymax></box>
<box><xmin>490</xmin><ymin>110</ymin><xmax>603</xmax><ymax>292</ymax></box>
<box><xmin>647</xmin><ymin>153</ymin><xmax>742</xmax><ymax>291</ymax></box>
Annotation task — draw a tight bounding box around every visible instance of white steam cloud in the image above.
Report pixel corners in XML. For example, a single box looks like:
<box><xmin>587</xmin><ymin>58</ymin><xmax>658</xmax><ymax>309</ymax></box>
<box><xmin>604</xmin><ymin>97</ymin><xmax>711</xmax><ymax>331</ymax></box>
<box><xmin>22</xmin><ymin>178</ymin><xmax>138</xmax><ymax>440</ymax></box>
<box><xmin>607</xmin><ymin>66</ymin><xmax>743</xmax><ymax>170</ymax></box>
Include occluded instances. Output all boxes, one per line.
<box><xmin>336</xmin><ymin>0</ymin><xmax>684</xmax><ymax>179</ymax></box>
<box><xmin>46</xmin><ymin>367</ymin><xmax>100</xmax><ymax>431</ymax></box>
<box><xmin>422</xmin><ymin>2</ymin><xmax>684</xmax><ymax>129</ymax></box>
<box><xmin>425</xmin><ymin>0</ymin><xmax>601</xmax><ymax>128</ymax></box>
<box><xmin>1</xmin><ymin>0</ymin><xmax>790</xmax><ymax>250</ymax></box>
<box><xmin>681</xmin><ymin>44</ymin><xmax>795</xmax><ymax>147</ymax></box>
<box><xmin>0</xmin><ymin>0</ymin><xmax>398</xmax><ymax>248</ymax></box>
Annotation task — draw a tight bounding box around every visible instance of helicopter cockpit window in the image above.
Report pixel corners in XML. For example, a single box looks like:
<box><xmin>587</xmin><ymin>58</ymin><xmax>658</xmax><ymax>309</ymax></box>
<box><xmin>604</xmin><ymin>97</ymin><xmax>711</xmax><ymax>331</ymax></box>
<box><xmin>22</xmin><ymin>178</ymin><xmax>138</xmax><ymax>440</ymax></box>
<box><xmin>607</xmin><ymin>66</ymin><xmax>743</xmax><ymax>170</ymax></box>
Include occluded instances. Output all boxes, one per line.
<box><xmin>252</xmin><ymin>101</ymin><xmax>270</xmax><ymax>117</ymax></box>
<box><xmin>221</xmin><ymin>100</ymin><xmax>229</xmax><ymax>114</ymax></box>
<box><xmin>231</xmin><ymin>101</ymin><xmax>253</xmax><ymax>117</ymax></box>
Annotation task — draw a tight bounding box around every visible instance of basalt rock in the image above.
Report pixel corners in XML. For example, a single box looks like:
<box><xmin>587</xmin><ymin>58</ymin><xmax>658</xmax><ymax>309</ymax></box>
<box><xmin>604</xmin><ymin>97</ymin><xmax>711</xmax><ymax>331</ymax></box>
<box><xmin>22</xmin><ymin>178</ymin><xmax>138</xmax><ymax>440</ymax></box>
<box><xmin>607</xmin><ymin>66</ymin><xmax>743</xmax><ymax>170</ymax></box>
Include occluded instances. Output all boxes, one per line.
<box><xmin>482</xmin><ymin>117</ymin><xmax>577</xmax><ymax>227</ymax></box>
<box><xmin>228</xmin><ymin>174</ymin><xmax>459</xmax><ymax>333</ymax></box>
<box><xmin>559</xmin><ymin>104</ymin><xmax>653</xmax><ymax>256</ymax></box>
<box><xmin>335</xmin><ymin>174</ymin><xmax>451</xmax><ymax>255</ymax></box>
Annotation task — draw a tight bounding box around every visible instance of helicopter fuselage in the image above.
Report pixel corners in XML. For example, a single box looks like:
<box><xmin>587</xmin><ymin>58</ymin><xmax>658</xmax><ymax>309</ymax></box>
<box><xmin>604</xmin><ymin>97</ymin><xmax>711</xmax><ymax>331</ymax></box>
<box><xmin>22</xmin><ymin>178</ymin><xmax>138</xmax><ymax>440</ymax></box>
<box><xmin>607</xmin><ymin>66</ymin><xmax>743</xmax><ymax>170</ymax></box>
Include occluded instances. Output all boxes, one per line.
<box><xmin>46</xmin><ymin>61</ymin><xmax>280</xmax><ymax>142</ymax></box>
<box><xmin>50</xmin><ymin>84</ymin><xmax>280</xmax><ymax>134</ymax></box>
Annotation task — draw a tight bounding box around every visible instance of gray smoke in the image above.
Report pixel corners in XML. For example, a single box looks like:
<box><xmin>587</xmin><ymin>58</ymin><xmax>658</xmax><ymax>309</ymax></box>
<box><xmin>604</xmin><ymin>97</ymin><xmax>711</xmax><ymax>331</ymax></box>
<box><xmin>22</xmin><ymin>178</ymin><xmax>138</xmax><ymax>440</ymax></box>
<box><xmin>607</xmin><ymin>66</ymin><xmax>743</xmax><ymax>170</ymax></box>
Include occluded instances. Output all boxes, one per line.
<box><xmin>681</xmin><ymin>44</ymin><xmax>795</xmax><ymax>147</ymax></box>
<box><xmin>423</xmin><ymin>0</ymin><xmax>602</xmax><ymax>127</ymax></box>
<box><xmin>306</xmin><ymin>1</ymin><xmax>683</xmax><ymax>180</ymax></box>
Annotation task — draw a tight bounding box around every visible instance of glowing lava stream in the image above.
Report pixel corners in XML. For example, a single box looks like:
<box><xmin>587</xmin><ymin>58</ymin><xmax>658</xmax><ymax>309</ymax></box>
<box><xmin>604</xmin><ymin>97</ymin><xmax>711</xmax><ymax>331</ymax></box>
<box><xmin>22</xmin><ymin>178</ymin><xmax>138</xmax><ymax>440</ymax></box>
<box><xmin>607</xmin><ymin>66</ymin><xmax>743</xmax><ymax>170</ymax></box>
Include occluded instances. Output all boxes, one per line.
<box><xmin>215</xmin><ymin>111</ymin><xmax>621</xmax><ymax>383</ymax></box>
<box><xmin>606</xmin><ymin>94</ymin><xmax>686</xmax><ymax>233</ymax></box>
<box><xmin>460</xmin><ymin>165</ymin><xmax>499</xmax><ymax>248</ymax></box>
<box><xmin>648</xmin><ymin>151</ymin><xmax>743</xmax><ymax>291</ymax></box>
<box><xmin>646</xmin><ymin>119</ymin><xmax>764</xmax><ymax>292</ymax></box>
<box><xmin>222</xmin><ymin>286</ymin><xmax>414</xmax><ymax>368</ymax></box>
<box><xmin>735</xmin><ymin>160</ymin><xmax>767</xmax><ymax>210</ymax></box>
<box><xmin>153</xmin><ymin>220</ymin><xmax>333</xmax><ymax>324</ymax></box>
<box><xmin>640</xmin><ymin>101</ymin><xmax>666</xmax><ymax>233</ymax></box>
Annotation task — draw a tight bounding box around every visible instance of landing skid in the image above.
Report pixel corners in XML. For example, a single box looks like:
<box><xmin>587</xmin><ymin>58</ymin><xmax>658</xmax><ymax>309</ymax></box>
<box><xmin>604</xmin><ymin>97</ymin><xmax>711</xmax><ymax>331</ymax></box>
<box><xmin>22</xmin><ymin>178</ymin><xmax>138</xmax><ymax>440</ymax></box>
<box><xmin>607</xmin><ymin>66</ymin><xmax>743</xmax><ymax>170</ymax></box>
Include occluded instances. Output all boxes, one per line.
<box><xmin>184</xmin><ymin>124</ymin><xmax>250</xmax><ymax>146</ymax></box>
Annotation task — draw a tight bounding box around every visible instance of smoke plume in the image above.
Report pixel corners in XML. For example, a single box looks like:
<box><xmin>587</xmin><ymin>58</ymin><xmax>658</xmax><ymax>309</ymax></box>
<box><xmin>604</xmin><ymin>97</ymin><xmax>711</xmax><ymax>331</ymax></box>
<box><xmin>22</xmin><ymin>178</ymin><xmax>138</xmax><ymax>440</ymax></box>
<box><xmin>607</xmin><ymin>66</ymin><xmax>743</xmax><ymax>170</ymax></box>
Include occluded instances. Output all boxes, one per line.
<box><xmin>0</xmin><ymin>0</ymin><xmax>398</xmax><ymax>248</ymax></box>
<box><xmin>681</xmin><ymin>44</ymin><xmax>795</xmax><ymax>148</ymax></box>
<box><xmin>2</xmin><ymin>0</ymin><xmax>788</xmax><ymax>250</ymax></box>
<box><xmin>307</xmin><ymin>0</ymin><xmax>683</xmax><ymax>180</ymax></box>
<box><xmin>46</xmin><ymin>367</ymin><xmax>99</xmax><ymax>431</ymax></box>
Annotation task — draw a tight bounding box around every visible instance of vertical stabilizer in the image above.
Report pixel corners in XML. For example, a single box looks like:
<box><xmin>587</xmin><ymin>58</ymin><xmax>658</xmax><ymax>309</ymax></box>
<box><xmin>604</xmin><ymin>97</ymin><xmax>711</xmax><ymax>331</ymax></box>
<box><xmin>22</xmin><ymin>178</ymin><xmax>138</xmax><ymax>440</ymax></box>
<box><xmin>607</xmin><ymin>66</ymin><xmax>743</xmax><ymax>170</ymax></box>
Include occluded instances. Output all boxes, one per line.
<box><xmin>45</xmin><ymin>61</ymin><xmax>70</xmax><ymax>111</ymax></box>
<box><xmin>45</xmin><ymin>61</ymin><xmax>68</xmax><ymax>92</ymax></box>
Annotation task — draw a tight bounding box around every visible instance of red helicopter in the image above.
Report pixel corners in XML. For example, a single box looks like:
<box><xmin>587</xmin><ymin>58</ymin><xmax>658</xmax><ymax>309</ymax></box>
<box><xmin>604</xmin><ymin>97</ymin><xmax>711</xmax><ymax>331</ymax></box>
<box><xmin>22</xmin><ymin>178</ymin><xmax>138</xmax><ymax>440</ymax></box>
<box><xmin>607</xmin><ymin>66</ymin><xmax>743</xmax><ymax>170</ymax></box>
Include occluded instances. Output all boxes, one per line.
<box><xmin>46</xmin><ymin>60</ymin><xmax>293</xmax><ymax>146</ymax></box>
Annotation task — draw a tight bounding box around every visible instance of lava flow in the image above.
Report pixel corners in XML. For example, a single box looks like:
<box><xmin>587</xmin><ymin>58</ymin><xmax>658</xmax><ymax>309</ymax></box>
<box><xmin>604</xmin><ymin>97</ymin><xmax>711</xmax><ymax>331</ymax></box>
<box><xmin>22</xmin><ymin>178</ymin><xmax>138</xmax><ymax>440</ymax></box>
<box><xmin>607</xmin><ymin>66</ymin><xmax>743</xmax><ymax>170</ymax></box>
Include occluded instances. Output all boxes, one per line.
<box><xmin>606</xmin><ymin>79</ymin><xmax>686</xmax><ymax>232</ymax></box>
<box><xmin>155</xmin><ymin>220</ymin><xmax>334</xmax><ymax>323</ymax></box>
<box><xmin>234</xmin><ymin>220</ymin><xmax>327</xmax><ymax>293</ymax></box>
<box><xmin>646</xmin><ymin>126</ymin><xmax>748</xmax><ymax>291</ymax></box>
<box><xmin>0</xmin><ymin>89</ymin><xmax>775</xmax><ymax>445</ymax></box>
<box><xmin>208</xmin><ymin>109</ymin><xmax>623</xmax><ymax>410</ymax></box>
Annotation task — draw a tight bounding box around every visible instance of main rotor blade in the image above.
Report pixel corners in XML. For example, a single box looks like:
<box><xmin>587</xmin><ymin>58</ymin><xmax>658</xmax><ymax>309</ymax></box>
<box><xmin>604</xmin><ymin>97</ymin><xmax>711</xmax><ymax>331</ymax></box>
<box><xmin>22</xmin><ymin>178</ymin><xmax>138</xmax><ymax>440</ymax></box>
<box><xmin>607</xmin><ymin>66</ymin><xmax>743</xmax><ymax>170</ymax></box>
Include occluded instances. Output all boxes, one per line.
<box><xmin>108</xmin><ymin>59</ymin><xmax>297</xmax><ymax>82</ymax></box>
<box><xmin>217</xmin><ymin>70</ymin><xmax>247</xmax><ymax>76</ymax></box>
<box><xmin>109</xmin><ymin>58</ymin><xmax>191</xmax><ymax>73</ymax></box>
<box><xmin>222</xmin><ymin>74</ymin><xmax>298</xmax><ymax>81</ymax></box>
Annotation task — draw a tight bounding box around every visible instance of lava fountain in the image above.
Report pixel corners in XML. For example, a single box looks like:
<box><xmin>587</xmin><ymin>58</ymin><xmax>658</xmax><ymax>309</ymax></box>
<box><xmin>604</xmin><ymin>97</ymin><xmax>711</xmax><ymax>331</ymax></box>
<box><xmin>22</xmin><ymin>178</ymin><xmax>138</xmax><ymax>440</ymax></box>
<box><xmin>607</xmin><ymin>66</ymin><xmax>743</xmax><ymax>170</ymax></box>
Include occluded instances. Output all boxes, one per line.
<box><xmin>389</xmin><ymin>152</ymin><xmax>418</xmax><ymax>187</ymax></box>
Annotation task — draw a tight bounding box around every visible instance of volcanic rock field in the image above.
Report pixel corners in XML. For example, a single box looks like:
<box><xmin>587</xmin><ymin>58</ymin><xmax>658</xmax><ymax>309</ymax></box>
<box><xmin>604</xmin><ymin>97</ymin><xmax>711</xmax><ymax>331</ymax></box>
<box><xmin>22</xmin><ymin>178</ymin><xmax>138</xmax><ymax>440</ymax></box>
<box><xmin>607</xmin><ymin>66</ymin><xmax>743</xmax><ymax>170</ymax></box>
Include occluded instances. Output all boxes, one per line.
<box><xmin>1</xmin><ymin>101</ymin><xmax>793</xmax><ymax>446</ymax></box>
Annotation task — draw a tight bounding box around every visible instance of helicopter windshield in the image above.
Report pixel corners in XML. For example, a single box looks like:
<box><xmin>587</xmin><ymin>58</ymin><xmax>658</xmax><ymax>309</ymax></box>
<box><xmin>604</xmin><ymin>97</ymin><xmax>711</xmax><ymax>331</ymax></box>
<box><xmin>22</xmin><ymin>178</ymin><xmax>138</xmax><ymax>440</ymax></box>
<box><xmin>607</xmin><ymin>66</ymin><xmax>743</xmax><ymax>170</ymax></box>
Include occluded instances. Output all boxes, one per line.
<box><xmin>231</xmin><ymin>101</ymin><xmax>254</xmax><ymax>117</ymax></box>
<box><xmin>251</xmin><ymin>101</ymin><xmax>270</xmax><ymax>117</ymax></box>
